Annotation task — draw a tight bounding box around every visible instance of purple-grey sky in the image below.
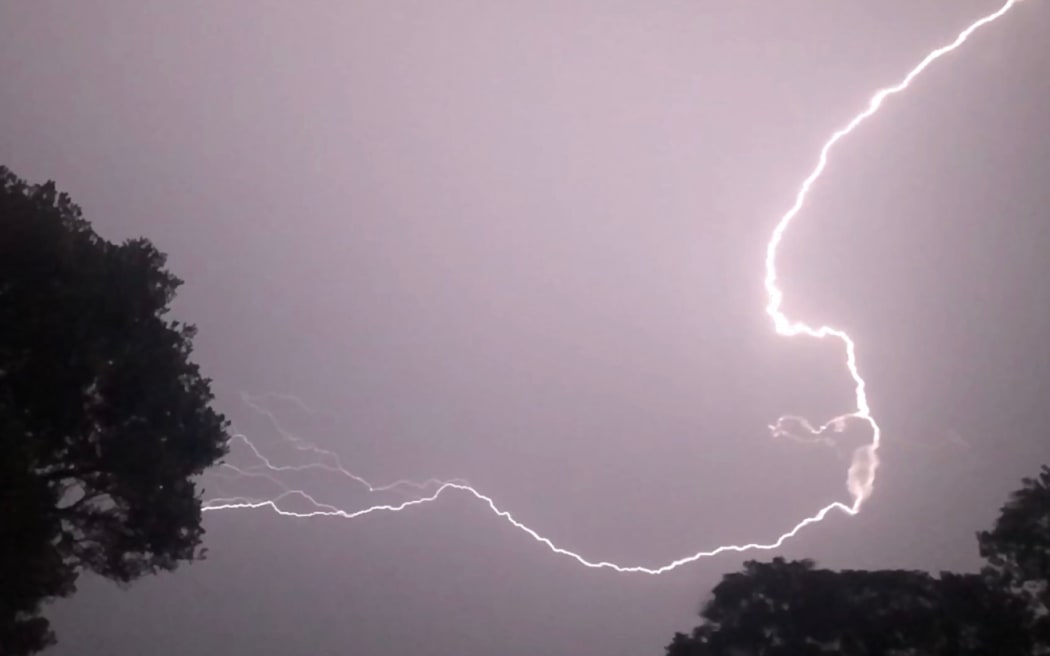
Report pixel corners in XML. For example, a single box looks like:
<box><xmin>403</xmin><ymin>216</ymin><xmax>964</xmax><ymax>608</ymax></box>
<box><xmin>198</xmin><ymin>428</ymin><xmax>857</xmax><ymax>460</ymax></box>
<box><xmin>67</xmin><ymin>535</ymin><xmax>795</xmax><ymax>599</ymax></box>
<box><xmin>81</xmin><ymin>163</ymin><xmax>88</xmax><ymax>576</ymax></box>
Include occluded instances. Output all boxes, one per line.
<box><xmin>2</xmin><ymin>1</ymin><xmax>1049</xmax><ymax>654</ymax></box>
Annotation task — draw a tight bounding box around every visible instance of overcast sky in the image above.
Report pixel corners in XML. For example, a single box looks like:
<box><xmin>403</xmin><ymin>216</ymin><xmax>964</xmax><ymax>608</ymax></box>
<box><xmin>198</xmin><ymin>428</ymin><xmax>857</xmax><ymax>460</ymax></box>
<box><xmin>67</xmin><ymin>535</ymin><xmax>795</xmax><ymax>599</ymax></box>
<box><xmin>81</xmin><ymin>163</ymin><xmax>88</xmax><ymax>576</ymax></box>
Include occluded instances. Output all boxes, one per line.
<box><xmin>2</xmin><ymin>1</ymin><xmax>1049</xmax><ymax>654</ymax></box>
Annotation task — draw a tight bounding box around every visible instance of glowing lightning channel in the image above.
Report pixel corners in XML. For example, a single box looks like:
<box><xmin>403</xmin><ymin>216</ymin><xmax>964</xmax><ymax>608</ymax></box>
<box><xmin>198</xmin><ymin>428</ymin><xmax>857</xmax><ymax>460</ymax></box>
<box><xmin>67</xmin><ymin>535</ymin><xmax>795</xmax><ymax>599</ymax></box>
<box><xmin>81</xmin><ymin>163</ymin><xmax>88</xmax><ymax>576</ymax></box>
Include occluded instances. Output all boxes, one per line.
<box><xmin>204</xmin><ymin>0</ymin><xmax>1024</xmax><ymax>574</ymax></box>
<box><xmin>231</xmin><ymin>393</ymin><xmax>472</xmax><ymax>494</ymax></box>
<box><xmin>765</xmin><ymin>0</ymin><xmax>1021</xmax><ymax>513</ymax></box>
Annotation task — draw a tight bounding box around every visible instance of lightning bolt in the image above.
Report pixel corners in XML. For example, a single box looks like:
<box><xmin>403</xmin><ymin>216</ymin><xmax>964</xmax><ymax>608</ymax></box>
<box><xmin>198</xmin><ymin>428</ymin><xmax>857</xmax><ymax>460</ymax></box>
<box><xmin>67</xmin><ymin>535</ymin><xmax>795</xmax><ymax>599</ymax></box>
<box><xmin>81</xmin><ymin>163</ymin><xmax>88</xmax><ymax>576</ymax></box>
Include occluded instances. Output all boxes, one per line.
<box><xmin>203</xmin><ymin>0</ymin><xmax>1024</xmax><ymax>574</ymax></box>
<box><xmin>226</xmin><ymin>394</ymin><xmax>471</xmax><ymax>494</ymax></box>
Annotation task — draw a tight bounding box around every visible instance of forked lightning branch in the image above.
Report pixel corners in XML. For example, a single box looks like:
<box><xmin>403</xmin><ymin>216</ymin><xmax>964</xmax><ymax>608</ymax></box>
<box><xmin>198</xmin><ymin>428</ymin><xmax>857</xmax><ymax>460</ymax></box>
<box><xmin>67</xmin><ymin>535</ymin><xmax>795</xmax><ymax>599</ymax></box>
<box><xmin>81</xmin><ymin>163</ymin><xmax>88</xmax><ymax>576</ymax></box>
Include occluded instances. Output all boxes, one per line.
<box><xmin>203</xmin><ymin>0</ymin><xmax>1025</xmax><ymax>575</ymax></box>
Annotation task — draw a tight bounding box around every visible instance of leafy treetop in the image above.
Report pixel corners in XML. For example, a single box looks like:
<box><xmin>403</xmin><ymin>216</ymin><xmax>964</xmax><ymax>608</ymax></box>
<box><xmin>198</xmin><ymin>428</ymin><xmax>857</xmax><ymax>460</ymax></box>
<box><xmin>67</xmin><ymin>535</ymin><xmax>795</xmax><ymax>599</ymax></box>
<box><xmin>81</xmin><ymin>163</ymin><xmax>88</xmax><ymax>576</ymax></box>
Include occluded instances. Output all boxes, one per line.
<box><xmin>0</xmin><ymin>166</ymin><xmax>230</xmax><ymax>654</ymax></box>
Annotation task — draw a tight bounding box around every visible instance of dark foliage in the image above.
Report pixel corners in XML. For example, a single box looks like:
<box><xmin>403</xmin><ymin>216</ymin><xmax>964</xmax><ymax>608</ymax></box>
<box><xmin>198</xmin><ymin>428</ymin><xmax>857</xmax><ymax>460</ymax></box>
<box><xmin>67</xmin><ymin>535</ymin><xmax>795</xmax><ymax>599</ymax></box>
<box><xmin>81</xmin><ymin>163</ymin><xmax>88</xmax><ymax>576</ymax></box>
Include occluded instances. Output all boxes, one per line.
<box><xmin>0</xmin><ymin>167</ymin><xmax>230</xmax><ymax>654</ymax></box>
<box><xmin>979</xmin><ymin>464</ymin><xmax>1050</xmax><ymax>648</ymax></box>
<box><xmin>666</xmin><ymin>559</ymin><xmax>1031</xmax><ymax>655</ymax></box>
<box><xmin>667</xmin><ymin>466</ymin><xmax>1050</xmax><ymax>655</ymax></box>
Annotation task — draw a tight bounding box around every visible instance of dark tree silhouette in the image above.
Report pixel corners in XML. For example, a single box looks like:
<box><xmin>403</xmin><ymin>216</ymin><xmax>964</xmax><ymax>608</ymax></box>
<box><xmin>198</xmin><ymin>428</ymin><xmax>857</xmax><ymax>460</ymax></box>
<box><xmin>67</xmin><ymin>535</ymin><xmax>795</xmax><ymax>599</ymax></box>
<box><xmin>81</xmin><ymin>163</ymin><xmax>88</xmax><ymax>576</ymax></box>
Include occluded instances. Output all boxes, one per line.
<box><xmin>666</xmin><ymin>467</ymin><xmax>1050</xmax><ymax>655</ymax></box>
<box><xmin>666</xmin><ymin>559</ymin><xmax>1031</xmax><ymax>655</ymax></box>
<box><xmin>0</xmin><ymin>167</ymin><xmax>230</xmax><ymax>654</ymax></box>
<box><xmin>979</xmin><ymin>464</ymin><xmax>1050</xmax><ymax>650</ymax></box>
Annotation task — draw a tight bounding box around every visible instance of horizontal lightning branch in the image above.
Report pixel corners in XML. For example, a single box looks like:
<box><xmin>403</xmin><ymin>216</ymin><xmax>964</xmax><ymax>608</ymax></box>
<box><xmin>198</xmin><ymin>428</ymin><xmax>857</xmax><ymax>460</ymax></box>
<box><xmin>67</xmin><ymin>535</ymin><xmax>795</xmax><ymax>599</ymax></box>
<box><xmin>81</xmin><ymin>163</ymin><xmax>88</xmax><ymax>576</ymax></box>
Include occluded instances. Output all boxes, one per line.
<box><xmin>204</xmin><ymin>0</ymin><xmax>1022</xmax><ymax>574</ymax></box>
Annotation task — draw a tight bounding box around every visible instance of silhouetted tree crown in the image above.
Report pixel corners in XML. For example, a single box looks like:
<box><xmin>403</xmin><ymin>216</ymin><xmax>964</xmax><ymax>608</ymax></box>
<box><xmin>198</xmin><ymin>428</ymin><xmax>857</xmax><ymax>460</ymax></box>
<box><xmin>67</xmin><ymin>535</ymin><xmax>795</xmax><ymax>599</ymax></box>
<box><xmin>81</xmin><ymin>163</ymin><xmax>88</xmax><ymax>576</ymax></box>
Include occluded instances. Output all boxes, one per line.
<box><xmin>666</xmin><ymin>465</ymin><xmax>1050</xmax><ymax>656</ymax></box>
<box><xmin>667</xmin><ymin>559</ymin><xmax>1032</xmax><ymax>655</ymax></box>
<box><xmin>0</xmin><ymin>166</ymin><xmax>229</xmax><ymax>654</ymax></box>
<box><xmin>979</xmin><ymin>464</ymin><xmax>1050</xmax><ymax>646</ymax></box>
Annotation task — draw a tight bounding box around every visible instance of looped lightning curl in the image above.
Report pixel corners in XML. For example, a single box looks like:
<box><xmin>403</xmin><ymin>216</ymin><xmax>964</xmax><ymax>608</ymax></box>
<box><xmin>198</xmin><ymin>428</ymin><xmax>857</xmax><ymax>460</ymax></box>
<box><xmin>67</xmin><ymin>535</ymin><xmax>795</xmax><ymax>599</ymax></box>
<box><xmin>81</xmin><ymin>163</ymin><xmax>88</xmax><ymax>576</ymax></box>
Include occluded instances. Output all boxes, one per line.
<box><xmin>204</xmin><ymin>0</ymin><xmax>1023</xmax><ymax>574</ymax></box>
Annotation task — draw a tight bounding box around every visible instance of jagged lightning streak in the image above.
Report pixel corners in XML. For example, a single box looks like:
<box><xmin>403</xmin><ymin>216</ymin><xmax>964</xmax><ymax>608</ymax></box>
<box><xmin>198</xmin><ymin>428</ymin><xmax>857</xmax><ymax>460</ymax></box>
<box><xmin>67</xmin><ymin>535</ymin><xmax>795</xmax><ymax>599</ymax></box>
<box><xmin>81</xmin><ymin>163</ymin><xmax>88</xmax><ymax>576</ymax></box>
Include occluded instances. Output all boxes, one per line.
<box><xmin>228</xmin><ymin>394</ymin><xmax>471</xmax><ymax>494</ymax></box>
<box><xmin>204</xmin><ymin>0</ymin><xmax>1023</xmax><ymax>574</ymax></box>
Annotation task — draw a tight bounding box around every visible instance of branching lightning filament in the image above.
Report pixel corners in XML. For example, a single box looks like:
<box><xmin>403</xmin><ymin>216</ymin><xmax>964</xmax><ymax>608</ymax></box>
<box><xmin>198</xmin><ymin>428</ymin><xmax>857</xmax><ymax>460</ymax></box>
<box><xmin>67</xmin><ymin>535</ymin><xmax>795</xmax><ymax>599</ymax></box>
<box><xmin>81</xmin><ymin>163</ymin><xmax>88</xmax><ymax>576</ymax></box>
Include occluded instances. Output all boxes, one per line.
<box><xmin>203</xmin><ymin>0</ymin><xmax>1024</xmax><ymax>574</ymax></box>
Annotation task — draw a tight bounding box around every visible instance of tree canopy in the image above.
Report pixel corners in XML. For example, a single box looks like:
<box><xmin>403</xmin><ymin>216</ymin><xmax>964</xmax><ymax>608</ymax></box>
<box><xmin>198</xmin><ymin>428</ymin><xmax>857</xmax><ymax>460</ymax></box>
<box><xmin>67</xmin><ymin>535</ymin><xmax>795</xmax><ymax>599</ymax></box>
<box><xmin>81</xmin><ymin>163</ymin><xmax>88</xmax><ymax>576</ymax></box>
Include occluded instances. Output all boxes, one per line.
<box><xmin>978</xmin><ymin>464</ymin><xmax>1050</xmax><ymax>647</ymax></box>
<box><xmin>666</xmin><ymin>467</ymin><xmax>1050</xmax><ymax>656</ymax></box>
<box><xmin>0</xmin><ymin>166</ymin><xmax>229</xmax><ymax>654</ymax></box>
